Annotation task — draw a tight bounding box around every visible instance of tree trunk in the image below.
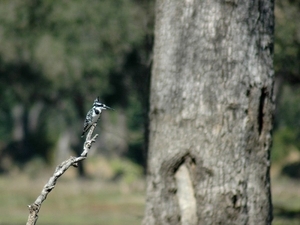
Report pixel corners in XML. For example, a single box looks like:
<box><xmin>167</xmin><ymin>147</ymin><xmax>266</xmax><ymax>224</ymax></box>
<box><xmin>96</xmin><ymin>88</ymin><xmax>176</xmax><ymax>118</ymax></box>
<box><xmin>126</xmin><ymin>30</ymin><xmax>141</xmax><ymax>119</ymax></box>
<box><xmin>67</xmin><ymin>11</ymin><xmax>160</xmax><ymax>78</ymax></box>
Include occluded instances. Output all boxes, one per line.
<box><xmin>144</xmin><ymin>0</ymin><xmax>274</xmax><ymax>225</ymax></box>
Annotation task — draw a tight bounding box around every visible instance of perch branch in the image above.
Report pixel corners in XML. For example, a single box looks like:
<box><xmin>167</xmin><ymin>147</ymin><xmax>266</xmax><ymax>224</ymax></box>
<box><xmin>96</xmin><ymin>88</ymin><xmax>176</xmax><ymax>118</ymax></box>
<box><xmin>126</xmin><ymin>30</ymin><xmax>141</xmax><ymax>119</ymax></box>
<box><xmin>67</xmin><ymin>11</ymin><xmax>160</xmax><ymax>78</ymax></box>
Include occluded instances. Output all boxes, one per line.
<box><xmin>26</xmin><ymin>123</ymin><xmax>98</xmax><ymax>225</ymax></box>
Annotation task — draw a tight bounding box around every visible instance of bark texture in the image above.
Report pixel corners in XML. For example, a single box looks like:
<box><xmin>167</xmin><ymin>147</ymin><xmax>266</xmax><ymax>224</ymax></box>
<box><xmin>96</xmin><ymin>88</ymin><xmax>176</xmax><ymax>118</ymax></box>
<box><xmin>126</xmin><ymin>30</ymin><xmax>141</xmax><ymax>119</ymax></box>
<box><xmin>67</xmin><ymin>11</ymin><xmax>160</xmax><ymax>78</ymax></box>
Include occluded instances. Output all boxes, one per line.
<box><xmin>144</xmin><ymin>0</ymin><xmax>274</xmax><ymax>224</ymax></box>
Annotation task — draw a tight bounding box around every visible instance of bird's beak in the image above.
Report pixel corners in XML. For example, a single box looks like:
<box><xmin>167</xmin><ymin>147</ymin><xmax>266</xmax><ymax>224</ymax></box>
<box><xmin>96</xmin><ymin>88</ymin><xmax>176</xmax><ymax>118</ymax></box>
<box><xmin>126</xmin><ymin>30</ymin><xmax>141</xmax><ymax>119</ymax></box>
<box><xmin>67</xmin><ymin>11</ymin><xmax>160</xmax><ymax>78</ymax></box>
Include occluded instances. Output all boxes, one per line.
<box><xmin>104</xmin><ymin>105</ymin><xmax>114</xmax><ymax>110</ymax></box>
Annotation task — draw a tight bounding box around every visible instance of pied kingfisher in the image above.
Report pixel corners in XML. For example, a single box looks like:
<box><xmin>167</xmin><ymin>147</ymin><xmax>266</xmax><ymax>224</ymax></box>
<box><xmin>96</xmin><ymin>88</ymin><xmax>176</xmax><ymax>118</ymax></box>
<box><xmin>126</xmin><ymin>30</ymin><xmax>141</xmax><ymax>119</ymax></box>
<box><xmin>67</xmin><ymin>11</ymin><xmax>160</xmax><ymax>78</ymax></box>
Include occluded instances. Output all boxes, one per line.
<box><xmin>81</xmin><ymin>97</ymin><xmax>113</xmax><ymax>137</ymax></box>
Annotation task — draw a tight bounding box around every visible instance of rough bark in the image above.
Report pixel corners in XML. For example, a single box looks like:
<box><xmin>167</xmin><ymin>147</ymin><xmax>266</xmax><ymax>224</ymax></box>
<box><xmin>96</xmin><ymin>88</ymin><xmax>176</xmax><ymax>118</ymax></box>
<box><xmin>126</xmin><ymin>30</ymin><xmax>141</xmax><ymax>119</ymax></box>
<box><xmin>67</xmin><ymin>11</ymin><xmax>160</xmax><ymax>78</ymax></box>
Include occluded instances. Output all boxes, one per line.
<box><xmin>144</xmin><ymin>0</ymin><xmax>274</xmax><ymax>225</ymax></box>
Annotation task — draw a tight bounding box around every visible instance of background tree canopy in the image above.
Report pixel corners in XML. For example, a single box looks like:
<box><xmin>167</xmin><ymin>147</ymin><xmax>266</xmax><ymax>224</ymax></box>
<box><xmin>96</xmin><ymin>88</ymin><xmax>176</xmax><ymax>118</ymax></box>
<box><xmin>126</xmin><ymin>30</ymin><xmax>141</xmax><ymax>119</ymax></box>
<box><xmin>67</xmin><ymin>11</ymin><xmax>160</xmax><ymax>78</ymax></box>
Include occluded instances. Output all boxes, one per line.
<box><xmin>0</xmin><ymin>1</ymin><xmax>299</xmax><ymax>224</ymax></box>
<box><xmin>0</xmin><ymin>0</ymin><xmax>153</xmax><ymax>172</ymax></box>
<box><xmin>0</xmin><ymin>0</ymin><xmax>299</xmax><ymax>176</ymax></box>
<box><xmin>272</xmin><ymin>0</ymin><xmax>300</xmax><ymax>163</ymax></box>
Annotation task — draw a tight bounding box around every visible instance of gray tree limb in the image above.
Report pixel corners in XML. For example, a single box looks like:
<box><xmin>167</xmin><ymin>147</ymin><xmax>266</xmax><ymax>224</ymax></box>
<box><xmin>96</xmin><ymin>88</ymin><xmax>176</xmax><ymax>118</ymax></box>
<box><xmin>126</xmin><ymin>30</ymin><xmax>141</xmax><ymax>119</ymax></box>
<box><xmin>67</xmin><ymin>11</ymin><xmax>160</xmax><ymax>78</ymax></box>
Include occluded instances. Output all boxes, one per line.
<box><xmin>26</xmin><ymin>124</ymin><xmax>98</xmax><ymax>225</ymax></box>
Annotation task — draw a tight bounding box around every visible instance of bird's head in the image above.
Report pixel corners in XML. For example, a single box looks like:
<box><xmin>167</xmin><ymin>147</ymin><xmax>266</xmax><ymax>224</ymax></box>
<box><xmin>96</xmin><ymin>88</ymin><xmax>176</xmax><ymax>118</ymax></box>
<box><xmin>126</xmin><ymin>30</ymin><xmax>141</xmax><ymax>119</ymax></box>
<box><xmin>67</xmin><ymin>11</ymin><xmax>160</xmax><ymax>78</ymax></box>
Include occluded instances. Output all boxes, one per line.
<box><xmin>93</xmin><ymin>96</ymin><xmax>113</xmax><ymax>111</ymax></box>
<box><xmin>93</xmin><ymin>102</ymin><xmax>113</xmax><ymax>111</ymax></box>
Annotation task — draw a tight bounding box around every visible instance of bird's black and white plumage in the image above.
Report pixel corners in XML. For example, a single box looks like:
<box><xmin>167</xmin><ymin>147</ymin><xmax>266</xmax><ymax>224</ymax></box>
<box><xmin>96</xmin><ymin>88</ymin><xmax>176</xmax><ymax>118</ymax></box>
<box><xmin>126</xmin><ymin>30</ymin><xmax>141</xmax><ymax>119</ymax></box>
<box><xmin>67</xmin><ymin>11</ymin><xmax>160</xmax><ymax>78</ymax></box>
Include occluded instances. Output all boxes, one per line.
<box><xmin>81</xmin><ymin>97</ymin><xmax>112</xmax><ymax>137</ymax></box>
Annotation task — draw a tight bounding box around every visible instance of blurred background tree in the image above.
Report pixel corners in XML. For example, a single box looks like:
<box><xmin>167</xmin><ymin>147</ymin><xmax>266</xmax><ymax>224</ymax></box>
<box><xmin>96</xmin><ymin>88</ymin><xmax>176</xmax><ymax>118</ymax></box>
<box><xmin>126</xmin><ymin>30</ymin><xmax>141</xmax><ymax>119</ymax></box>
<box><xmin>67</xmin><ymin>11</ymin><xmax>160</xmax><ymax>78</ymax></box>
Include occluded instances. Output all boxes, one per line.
<box><xmin>0</xmin><ymin>0</ymin><xmax>299</xmax><ymax>179</ymax></box>
<box><xmin>273</xmin><ymin>0</ymin><xmax>300</xmax><ymax>165</ymax></box>
<box><xmin>0</xmin><ymin>0</ymin><xmax>153</xmax><ymax>177</ymax></box>
<box><xmin>0</xmin><ymin>0</ymin><xmax>299</xmax><ymax>224</ymax></box>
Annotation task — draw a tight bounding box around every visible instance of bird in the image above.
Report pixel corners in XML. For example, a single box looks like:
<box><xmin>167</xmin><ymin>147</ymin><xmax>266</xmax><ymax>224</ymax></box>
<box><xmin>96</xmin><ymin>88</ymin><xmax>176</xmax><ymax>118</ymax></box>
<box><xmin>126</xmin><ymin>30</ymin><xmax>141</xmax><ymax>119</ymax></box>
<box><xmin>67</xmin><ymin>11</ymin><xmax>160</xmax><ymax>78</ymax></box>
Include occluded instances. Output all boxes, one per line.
<box><xmin>81</xmin><ymin>97</ymin><xmax>113</xmax><ymax>137</ymax></box>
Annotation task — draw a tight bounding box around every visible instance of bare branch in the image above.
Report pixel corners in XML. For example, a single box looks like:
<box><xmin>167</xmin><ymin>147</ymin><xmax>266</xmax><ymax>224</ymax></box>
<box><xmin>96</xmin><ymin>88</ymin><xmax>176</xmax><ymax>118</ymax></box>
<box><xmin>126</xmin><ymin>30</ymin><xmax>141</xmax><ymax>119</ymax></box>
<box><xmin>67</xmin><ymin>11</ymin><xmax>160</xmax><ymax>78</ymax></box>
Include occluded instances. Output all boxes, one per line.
<box><xmin>26</xmin><ymin>123</ymin><xmax>98</xmax><ymax>225</ymax></box>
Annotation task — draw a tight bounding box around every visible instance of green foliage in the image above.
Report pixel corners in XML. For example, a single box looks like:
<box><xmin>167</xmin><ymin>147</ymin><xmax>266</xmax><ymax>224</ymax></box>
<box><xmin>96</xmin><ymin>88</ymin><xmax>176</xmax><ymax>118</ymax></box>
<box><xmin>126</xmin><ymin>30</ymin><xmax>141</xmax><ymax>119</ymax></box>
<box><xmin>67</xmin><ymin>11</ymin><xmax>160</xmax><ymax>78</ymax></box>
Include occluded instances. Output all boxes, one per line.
<box><xmin>272</xmin><ymin>1</ymin><xmax>300</xmax><ymax>163</ymax></box>
<box><xmin>0</xmin><ymin>0</ymin><xmax>146</xmax><ymax>99</ymax></box>
<box><xmin>272</xmin><ymin>127</ymin><xmax>297</xmax><ymax>162</ymax></box>
<box><xmin>110</xmin><ymin>157</ymin><xmax>143</xmax><ymax>183</ymax></box>
<box><xmin>0</xmin><ymin>0</ymin><xmax>152</xmax><ymax>170</ymax></box>
<box><xmin>274</xmin><ymin>0</ymin><xmax>300</xmax><ymax>76</ymax></box>
<box><xmin>275</xmin><ymin>85</ymin><xmax>300</xmax><ymax>130</ymax></box>
<box><xmin>272</xmin><ymin>84</ymin><xmax>300</xmax><ymax>162</ymax></box>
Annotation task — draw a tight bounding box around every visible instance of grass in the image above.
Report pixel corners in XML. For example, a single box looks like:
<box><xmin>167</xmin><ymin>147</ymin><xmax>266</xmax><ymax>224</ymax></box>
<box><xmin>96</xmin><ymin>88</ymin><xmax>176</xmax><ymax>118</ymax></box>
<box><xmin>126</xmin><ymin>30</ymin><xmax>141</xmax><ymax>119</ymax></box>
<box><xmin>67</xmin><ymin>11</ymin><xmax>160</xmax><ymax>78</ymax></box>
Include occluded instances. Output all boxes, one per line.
<box><xmin>0</xmin><ymin>168</ymin><xmax>300</xmax><ymax>224</ymax></box>
<box><xmin>0</xmin><ymin>174</ymin><xmax>144</xmax><ymax>225</ymax></box>
<box><xmin>272</xmin><ymin>176</ymin><xmax>300</xmax><ymax>225</ymax></box>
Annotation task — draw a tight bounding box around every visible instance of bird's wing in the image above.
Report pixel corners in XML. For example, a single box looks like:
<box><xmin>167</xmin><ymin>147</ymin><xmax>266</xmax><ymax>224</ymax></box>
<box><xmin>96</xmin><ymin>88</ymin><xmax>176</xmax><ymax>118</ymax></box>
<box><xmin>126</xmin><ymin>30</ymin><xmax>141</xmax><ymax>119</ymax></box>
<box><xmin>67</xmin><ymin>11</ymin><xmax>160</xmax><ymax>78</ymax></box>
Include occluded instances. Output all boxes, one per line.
<box><xmin>81</xmin><ymin>108</ymin><xmax>93</xmax><ymax>137</ymax></box>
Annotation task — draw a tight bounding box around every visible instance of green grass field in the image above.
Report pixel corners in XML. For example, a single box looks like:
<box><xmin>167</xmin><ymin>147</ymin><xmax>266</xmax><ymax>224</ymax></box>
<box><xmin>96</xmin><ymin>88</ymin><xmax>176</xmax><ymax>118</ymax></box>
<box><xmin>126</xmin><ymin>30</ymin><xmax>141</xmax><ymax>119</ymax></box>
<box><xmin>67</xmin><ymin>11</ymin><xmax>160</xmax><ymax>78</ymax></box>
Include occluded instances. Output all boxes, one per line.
<box><xmin>0</xmin><ymin>172</ymin><xmax>299</xmax><ymax>224</ymax></box>
<box><xmin>0</xmin><ymin>174</ymin><xmax>144</xmax><ymax>225</ymax></box>
<box><xmin>272</xmin><ymin>176</ymin><xmax>300</xmax><ymax>225</ymax></box>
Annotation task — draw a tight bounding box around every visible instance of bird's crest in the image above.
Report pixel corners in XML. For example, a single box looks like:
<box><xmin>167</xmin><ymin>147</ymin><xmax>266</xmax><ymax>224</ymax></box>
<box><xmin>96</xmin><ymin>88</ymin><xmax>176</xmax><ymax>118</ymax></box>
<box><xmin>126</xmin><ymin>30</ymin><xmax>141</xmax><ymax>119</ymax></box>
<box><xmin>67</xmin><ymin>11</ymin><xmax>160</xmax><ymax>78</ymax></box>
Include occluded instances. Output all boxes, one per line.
<box><xmin>94</xmin><ymin>96</ymin><xmax>100</xmax><ymax>104</ymax></box>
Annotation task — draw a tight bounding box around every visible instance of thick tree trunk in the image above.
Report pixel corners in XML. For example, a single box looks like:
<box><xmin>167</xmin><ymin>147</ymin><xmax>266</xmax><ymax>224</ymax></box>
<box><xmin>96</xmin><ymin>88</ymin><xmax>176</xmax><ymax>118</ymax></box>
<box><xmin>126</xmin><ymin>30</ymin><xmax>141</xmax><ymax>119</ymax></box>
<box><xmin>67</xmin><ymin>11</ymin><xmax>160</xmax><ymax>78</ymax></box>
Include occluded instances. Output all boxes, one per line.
<box><xmin>144</xmin><ymin>0</ymin><xmax>274</xmax><ymax>225</ymax></box>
